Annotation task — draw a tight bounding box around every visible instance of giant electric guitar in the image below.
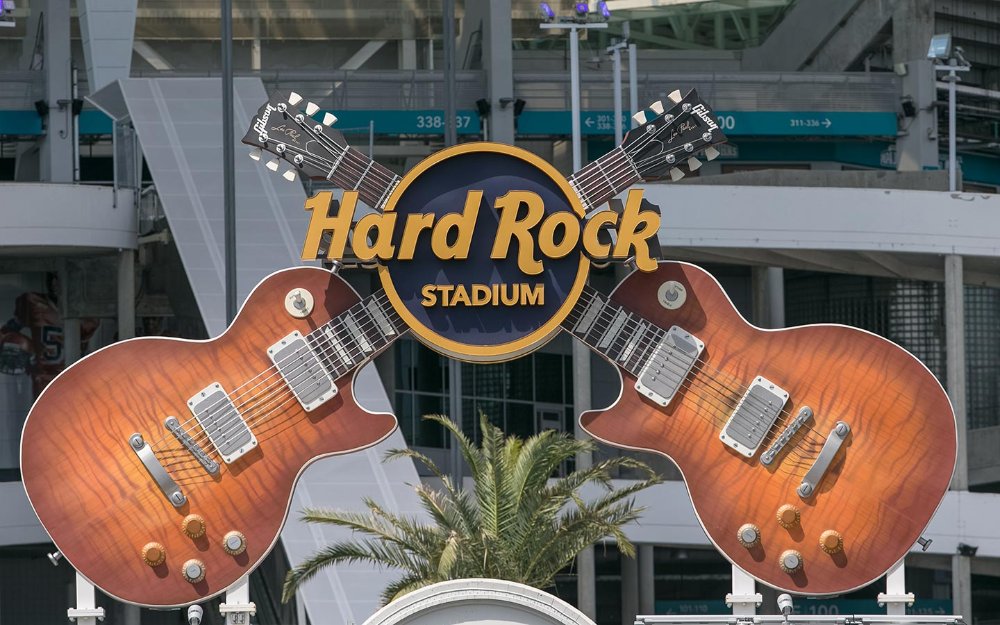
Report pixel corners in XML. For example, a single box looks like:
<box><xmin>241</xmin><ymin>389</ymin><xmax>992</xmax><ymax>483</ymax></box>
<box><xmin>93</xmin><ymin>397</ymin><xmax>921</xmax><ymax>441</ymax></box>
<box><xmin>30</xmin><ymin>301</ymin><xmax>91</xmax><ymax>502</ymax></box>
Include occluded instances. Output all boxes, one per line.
<box><xmin>21</xmin><ymin>89</ymin><xmax>724</xmax><ymax>607</ymax></box>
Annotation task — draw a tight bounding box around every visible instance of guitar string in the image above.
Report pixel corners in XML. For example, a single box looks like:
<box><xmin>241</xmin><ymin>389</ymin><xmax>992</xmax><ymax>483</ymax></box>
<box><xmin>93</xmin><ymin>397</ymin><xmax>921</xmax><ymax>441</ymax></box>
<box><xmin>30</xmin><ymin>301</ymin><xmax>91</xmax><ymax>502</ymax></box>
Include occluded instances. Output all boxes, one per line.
<box><xmin>562</xmin><ymin>288</ymin><xmax>828</xmax><ymax>454</ymax></box>
<box><xmin>151</xmin><ymin>291</ymin><xmax>400</xmax><ymax>459</ymax></box>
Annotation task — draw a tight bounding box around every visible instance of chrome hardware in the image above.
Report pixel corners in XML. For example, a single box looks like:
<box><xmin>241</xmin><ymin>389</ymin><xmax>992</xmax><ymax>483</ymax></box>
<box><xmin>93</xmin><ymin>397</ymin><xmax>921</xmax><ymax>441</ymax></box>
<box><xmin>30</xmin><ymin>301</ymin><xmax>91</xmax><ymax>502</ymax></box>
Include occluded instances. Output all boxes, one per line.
<box><xmin>129</xmin><ymin>433</ymin><xmax>186</xmax><ymax>507</ymax></box>
<box><xmin>293</xmin><ymin>154</ymin><xmax>304</xmax><ymax>165</ymax></box>
<box><xmin>719</xmin><ymin>377</ymin><xmax>789</xmax><ymax>458</ymax></box>
<box><xmin>702</xmin><ymin>131</ymin><xmax>713</xmax><ymax>142</ymax></box>
<box><xmin>313</xmin><ymin>124</ymin><xmax>323</xmax><ymax>133</ymax></box>
<box><xmin>760</xmin><ymin>406</ymin><xmax>813</xmax><ymax>466</ymax></box>
<box><xmin>269</xmin><ymin>331</ymin><xmax>337</xmax><ymax>411</ymax></box>
<box><xmin>684</xmin><ymin>142</ymin><xmax>694</xmax><ymax>152</ymax></box>
<box><xmin>682</xmin><ymin>102</ymin><xmax>692</xmax><ymax>112</ymax></box>
<box><xmin>284</xmin><ymin>288</ymin><xmax>314</xmax><ymax>318</ymax></box>
<box><xmin>182</xmin><ymin>559</ymin><xmax>206</xmax><ymax>584</ymax></box>
<box><xmin>223</xmin><ymin>530</ymin><xmax>247</xmax><ymax>555</ymax></box>
<box><xmin>657</xmin><ymin>280</ymin><xmax>687</xmax><ymax>310</ymax></box>
<box><xmin>634</xmin><ymin>326</ymin><xmax>704</xmax><ymax>408</ymax></box>
<box><xmin>737</xmin><ymin>524</ymin><xmax>760</xmax><ymax>548</ymax></box>
<box><xmin>276</xmin><ymin>102</ymin><xmax>286</xmax><ymax>113</ymax></box>
<box><xmin>917</xmin><ymin>536</ymin><xmax>933</xmax><ymax>551</ymax></box>
<box><xmin>187</xmin><ymin>384</ymin><xmax>256</xmax><ymax>465</ymax></box>
<box><xmin>779</xmin><ymin>550</ymin><xmax>803</xmax><ymax>573</ymax></box>
<box><xmin>47</xmin><ymin>551</ymin><xmax>62</xmax><ymax>566</ymax></box>
<box><xmin>275</xmin><ymin>143</ymin><xmax>286</xmax><ymax>154</ymax></box>
<box><xmin>165</xmin><ymin>416</ymin><xmax>218</xmax><ymax>475</ymax></box>
<box><xmin>294</xmin><ymin>113</ymin><xmax>305</xmax><ymax>124</ymax></box>
<box><xmin>665</xmin><ymin>154</ymin><xmax>676</xmax><ymax>164</ymax></box>
<box><xmin>798</xmin><ymin>421</ymin><xmax>851</xmax><ymax>499</ymax></box>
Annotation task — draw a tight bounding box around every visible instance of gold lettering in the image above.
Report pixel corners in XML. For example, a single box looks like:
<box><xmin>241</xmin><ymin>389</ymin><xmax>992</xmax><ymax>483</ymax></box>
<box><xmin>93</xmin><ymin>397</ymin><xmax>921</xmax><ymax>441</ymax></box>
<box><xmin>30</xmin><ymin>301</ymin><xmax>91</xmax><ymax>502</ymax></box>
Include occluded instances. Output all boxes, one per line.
<box><xmin>397</xmin><ymin>213</ymin><xmax>436</xmax><ymax>260</ymax></box>
<box><xmin>301</xmin><ymin>191</ymin><xmax>357</xmax><ymax>261</ymax></box>
<box><xmin>437</xmin><ymin>284</ymin><xmax>455</xmax><ymax>305</ymax></box>
<box><xmin>420</xmin><ymin>284</ymin><xmax>438</xmax><ymax>306</ymax></box>
<box><xmin>500</xmin><ymin>284</ymin><xmax>519</xmax><ymax>306</ymax></box>
<box><xmin>538</xmin><ymin>212</ymin><xmax>580</xmax><ymax>259</ymax></box>
<box><xmin>451</xmin><ymin>284</ymin><xmax>471</xmax><ymax>306</ymax></box>
<box><xmin>491</xmin><ymin>191</ymin><xmax>545</xmax><ymax>275</ymax></box>
<box><xmin>582</xmin><ymin>210</ymin><xmax>619</xmax><ymax>258</ymax></box>
<box><xmin>353</xmin><ymin>213</ymin><xmax>397</xmax><ymax>261</ymax></box>
<box><xmin>613</xmin><ymin>189</ymin><xmax>660</xmax><ymax>271</ymax></box>
<box><xmin>522</xmin><ymin>283</ymin><xmax>544</xmax><ymax>306</ymax></box>
<box><xmin>472</xmin><ymin>284</ymin><xmax>492</xmax><ymax>306</ymax></box>
<box><xmin>431</xmin><ymin>190</ymin><xmax>482</xmax><ymax>260</ymax></box>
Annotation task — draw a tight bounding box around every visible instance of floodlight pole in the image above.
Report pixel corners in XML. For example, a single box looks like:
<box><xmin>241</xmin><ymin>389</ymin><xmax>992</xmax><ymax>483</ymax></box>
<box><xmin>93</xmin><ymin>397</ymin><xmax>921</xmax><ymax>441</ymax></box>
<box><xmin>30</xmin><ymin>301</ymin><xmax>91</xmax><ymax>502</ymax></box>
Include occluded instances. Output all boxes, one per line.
<box><xmin>933</xmin><ymin>60</ymin><xmax>970</xmax><ymax>193</ymax></box>
<box><xmin>221</xmin><ymin>0</ymin><xmax>236</xmax><ymax>323</ymax></box>
<box><xmin>609</xmin><ymin>40</ymin><xmax>624</xmax><ymax>146</ymax></box>
<box><xmin>541</xmin><ymin>21</ymin><xmax>607</xmax><ymax>171</ymax></box>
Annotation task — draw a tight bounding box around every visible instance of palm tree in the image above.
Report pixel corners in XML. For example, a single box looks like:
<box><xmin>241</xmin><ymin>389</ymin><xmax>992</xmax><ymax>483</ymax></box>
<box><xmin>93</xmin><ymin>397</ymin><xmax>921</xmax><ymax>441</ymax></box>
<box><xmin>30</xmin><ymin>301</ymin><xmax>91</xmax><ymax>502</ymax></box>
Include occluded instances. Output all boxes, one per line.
<box><xmin>282</xmin><ymin>413</ymin><xmax>661</xmax><ymax>604</ymax></box>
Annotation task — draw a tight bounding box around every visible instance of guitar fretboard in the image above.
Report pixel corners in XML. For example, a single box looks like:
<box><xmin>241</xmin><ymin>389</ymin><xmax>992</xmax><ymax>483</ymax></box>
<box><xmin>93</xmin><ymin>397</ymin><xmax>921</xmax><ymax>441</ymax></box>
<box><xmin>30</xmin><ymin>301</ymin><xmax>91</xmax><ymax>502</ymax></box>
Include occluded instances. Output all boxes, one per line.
<box><xmin>306</xmin><ymin>292</ymin><xmax>405</xmax><ymax>380</ymax></box>
<box><xmin>566</xmin><ymin>147</ymin><xmax>642</xmax><ymax>212</ymax></box>
<box><xmin>326</xmin><ymin>145</ymin><xmax>401</xmax><ymax>210</ymax></box>
<box><xmin>561</xmin><ymin>285</ymin><xmax>668</xmax><ymax>377</ymax></box>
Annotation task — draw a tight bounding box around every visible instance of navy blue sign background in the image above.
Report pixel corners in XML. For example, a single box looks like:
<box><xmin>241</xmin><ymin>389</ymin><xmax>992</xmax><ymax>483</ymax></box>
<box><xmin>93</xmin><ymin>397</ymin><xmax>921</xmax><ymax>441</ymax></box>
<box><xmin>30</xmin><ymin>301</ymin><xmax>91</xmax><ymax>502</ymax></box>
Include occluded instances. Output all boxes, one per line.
<box><xmin>382</xmin><ymin>150</ymin><xmax>584</xmax><ymax>352</ymax></box>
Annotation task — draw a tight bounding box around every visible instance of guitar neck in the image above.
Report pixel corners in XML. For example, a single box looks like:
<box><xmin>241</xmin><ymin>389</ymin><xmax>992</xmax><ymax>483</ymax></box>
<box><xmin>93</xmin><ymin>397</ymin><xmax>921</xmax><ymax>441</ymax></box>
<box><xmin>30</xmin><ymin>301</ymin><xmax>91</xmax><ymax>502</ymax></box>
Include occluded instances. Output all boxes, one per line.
<box><xmin>309</xmin><ymin>290</ymin><xmax>406</xmax><ymax>379</ymax></box>
<box><xmin>561</xmin><ymin>285</ymin><xmax>666</xmax><ymax>377</ymax></box>
<box><xmin>566</xmin><ymin>147</ymin><xmax>642</xmax><ymax>212</ymax></box>
<box><xmin>326</xmin><ymin>145</ymin><xmax>401</xmax><ymax>211</ymax></box>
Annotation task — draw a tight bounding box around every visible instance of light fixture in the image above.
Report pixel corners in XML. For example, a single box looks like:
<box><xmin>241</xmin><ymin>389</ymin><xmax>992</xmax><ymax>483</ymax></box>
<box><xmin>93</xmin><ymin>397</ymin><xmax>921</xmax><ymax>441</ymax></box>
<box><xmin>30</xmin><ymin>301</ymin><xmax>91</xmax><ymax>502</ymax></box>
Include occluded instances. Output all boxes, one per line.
<box><xmin>33</xmin><ymin>99</ymin><xmax>49</xmax><ymax>117</ymax></box>
<box><xmin>475</xmin><ymin>98</ymin><xmax>491</xmax><ymax>117</ymax></box>
<box><xmin>573</xmin><ymin>1</ymin><xmax>589</xmax><ymax>21</ymax></box>
<box><xmin>0</xmin><ymin>0</ymin><xmax>15</xmax><ymax>28</ymax></box>
<box><xmin>513</xmin><ymin>98</ymin><xmax>526</xmax><ymax>117</ymax></box>
<box><xmin>598</xmin><ymin>1</ymin><xmax>612</xmax><ymax>21</ymax></box>
<box><xmin>900</xmin><ymin>96</ymin><xmax>916</xmax><ymax>118</ymax></box>
<box><xmin>927</xmin><ymin>33</ymin><xmax>952</xmax><ymax>60</ymax></box>
<box><xmin>539</xmin><ymin>2</ymin><xmax>555</xmax><ymax>22</ymax></box>
<box><xmin>957</xmin><ymin>543</ymin><xmax>978</xmax><ymax>557</ymax></box>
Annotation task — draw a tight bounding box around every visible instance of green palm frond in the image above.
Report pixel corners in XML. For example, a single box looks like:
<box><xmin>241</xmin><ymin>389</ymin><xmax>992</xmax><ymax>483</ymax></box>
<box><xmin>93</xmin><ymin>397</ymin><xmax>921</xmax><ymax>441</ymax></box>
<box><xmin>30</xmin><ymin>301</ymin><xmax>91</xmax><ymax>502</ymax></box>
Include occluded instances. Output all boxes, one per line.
<box><xmin>284</xmin><ymin>412</ymin><xmax>661</xmax><ymax>606</ymax></box>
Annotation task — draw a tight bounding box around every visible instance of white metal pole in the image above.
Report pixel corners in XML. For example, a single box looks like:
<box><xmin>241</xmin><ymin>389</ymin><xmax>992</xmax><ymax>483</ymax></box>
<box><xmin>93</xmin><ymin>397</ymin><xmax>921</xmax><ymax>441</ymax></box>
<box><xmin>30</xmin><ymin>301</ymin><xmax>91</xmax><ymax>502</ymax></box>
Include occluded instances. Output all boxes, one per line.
<box><xmin>570</xmin><ymin>25</ymin><xmax>582</xmax><ymax>171</ymax></box>
<box><xmin>948</xmin><ymin>67</ymin><xmax>957</xmax><ymax>192</ymax></box>
<box><xmin>612</xmin><ymin>44</ymin><xmax>623</xmax><ymax>146</ymax></box>
<box><xmin>628</xmin><ymin>43</ymin><xmax>638</xmax><ymax>127</ymax></box>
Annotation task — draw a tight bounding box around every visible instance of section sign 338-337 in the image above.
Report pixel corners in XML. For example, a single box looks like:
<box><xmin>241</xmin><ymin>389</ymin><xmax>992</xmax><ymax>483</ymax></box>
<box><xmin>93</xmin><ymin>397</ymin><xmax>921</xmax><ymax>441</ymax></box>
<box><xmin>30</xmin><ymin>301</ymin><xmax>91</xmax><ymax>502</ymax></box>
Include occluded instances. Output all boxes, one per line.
<box><xmin>301</xmin><ymin>142</ymin><xmax>662</xmax><ymax>363</ymax></box>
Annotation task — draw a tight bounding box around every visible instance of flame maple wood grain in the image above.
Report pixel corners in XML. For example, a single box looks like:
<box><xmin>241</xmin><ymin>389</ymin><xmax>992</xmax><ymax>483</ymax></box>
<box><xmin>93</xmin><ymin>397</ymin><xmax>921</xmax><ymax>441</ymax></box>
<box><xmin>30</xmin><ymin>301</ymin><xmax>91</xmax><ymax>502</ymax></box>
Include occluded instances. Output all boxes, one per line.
<box><xmin>21</xmin><ymin>267</ymin><xmax>397</xmax><ymax>607</ymax></box>
<box><xmin>580</xmin><ymin>262</ymin><xmax>956</xmax><ymax>595</ymax></box>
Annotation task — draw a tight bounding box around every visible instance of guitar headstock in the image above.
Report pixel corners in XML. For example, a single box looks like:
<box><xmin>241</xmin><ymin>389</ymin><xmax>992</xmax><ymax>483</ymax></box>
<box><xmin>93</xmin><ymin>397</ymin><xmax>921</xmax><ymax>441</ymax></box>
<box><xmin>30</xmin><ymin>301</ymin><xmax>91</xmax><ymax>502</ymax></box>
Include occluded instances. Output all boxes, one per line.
<box><xmin>241</xmin><ymin>91</ymin><xmax>349</xmax><ymax>182</ymax></box>
<box><xmin>622</xmin><ymin>89</ymin><xmax>728</xmax><ymax>182</ymax></box>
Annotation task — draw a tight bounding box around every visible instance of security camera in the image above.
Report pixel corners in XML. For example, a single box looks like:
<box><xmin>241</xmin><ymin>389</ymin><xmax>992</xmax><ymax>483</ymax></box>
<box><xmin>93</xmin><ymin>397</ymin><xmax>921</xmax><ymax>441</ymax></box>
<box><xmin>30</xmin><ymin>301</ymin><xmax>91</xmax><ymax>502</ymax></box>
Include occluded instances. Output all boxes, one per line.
<box><xmin>777</xmin><ymin>594</ymin><xmax>794</xmax><ymax>620</ymax></box>
<box><xmin>187</xmin><ymin>604</ymin><xmax>204</xmax><ymax>625</ymax></box>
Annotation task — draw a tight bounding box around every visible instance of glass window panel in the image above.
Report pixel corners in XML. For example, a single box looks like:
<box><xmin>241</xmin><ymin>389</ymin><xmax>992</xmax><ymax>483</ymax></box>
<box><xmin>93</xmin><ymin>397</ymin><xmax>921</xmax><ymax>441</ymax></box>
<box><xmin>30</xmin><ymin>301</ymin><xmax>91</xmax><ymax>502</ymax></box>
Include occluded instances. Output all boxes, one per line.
<box><xmin>394</xmin><ymin>392</ymin><xmax>414</xmax><ymax>446</ymax></box>
<box><xmin>414</xmin><ymin>394</ymin><xmax>446</xmax><ymax>448</ymax></box>
<box><xmin>506</xmin><ymin>356</ymin><xmax>533</xmax><ymax>401</ymax></box>
<box><xmin>506</xmin><ymin>402</ymin><xmax>535</xmax><ymax>439</ymax></box>
<box><xmin>394</xmin><ymin>341</ymin><xmax>412</xmax><ymax>391</ymax></box>
<box><xmin>535</xmin><ymin>353</ymin><xmax>564</xmax><ymax>404</ymax></box>
<box><xmin>474</xmin><ymin>363</ymin><xmax>505</xmax><ymax>399</ymax></box>
<box><xmin>413</xmin><ymin>343</ymin><xmax>446</xmax><ymax>392</ymax></box>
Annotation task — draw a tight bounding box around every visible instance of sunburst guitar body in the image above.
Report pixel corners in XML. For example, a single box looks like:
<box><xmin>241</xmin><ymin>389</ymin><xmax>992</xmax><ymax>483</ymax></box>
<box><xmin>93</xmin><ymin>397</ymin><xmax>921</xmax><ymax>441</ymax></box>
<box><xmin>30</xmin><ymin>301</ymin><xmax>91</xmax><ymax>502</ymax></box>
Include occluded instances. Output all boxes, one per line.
<box><xmin>567</xmin><ymin>261</ymin><xmax>956</xmax><ymax>595</ymax></box>
<box><xmin>21</xmin><ymin>267</ymin><xmax>403</xmax><ymax>607</ymax></box>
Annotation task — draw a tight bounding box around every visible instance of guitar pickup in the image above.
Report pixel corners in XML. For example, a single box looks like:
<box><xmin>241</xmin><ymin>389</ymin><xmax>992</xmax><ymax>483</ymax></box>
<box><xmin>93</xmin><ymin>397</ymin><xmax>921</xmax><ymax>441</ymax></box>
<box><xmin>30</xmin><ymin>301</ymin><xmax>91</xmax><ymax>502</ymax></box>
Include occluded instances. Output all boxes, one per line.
<box><xmin>719</xmin><ymin>376</ymin><xmax>788</xmax><ymax>458</ymax></box>
<box><xmin>188</xmin><ymin>383</ymin><xmax>257</xmax><ymax>464</ymax></box>
<box><xmin>633</xmin><ymin>326</ymin><xmax>704</xmax><ymax>408</ymax></box>
<box><xmin>268</xmin><ymin>331</ymin><xmax>336</xmax><ymax>412</ymax></box>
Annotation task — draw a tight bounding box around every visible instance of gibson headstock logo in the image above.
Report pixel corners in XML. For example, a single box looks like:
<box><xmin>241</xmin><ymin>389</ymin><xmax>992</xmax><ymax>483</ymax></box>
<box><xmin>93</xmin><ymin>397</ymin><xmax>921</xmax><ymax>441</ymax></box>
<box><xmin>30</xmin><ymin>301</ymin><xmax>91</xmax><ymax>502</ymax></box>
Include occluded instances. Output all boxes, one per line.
<box><xmin>253</xmin><ymin>103</ymin><xmax>276</xmax><ymax>136</ymax></box>
<box><xmin>300</xmin><ymin>142</ymin><xmax>660</xmax><ymax>363</ymax></box>
<box><xmin>691</xmin><ymin>104</ymin><xmax>719</xmax><ymax>131</ymax></box>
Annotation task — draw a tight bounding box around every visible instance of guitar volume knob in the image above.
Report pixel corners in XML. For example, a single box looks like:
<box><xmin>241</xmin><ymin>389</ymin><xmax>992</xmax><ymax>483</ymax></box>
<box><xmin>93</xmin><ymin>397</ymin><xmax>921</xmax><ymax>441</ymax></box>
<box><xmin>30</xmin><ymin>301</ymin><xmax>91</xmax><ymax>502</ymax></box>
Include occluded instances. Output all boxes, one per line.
<box><xmin>181</xmin><ymin>514</ymin><xmax>206</xmax><ymax>538</ymax></box>
<box><xmin>223</xmin><ymin>530</ymin><xmax>247</xmax><ymax>555</ymax></box>
<box><xmin>141</xmin><ymin>542</ymin><xmax>166</xmax><ymax>567</ymax></box>
<box><xmin>737</xmin><ymin>524</ymin><xmax>760</xmax><ymax>548</ymax></box>
<box><xmin>776</xmin><ymin>504</ymin><xmax>800</xmax><ymax>528</ymax></box>
<box><xmin>181</xmin><ymin>559</ymin><xmax>206</xmax><ymax>584</ymax></box>
<box><xmin>820</xmin><ymin>530</ymin><xmax>844</xmax><ymax>554</ymax></box>
<box><xmin>779</xmin><ymin>550</ymin><xmax>803</xmax><ymax>574</ymax></box>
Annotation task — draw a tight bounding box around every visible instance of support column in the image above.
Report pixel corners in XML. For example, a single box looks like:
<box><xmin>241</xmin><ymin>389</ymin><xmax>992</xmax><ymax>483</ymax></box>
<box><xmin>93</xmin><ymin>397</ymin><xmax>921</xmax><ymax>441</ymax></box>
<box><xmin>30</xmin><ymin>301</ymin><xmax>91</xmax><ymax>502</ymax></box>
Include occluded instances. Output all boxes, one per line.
<box><xmin>573</xmin><ymin>340</ymin><xmax>595</xmax><ymax>619</ymax></box>
<box><xmin>638</xmin><ymin>544</ymin><xmax>655</xmax><ymax>615</ymax></box>
<box><xmin>621</xmin><ymin>552</ymin><xmax>639</xmax><ymax>625</ymax></box>
<box><xmin>118</xmin><ymin>250</ymin><xmax>136</xmax><ymax>340</ymax></box>
<box><xmin>945</xmin><ymin>255</ymin><xmax>967</xmax><ymax>489</ymax></box>
<box><xmin>40</xmin><ymin>0</ymin><xmax>73</xmax><ymax>183</ymax></box>
<box><xmin>893</xmin><ymin>0</ymin><xmax>938</xmax><ymax>171</ymax></box>
<box><xmin>751</xmin><ymin>267</ymin><xmax>784</xmax><ymax>329</ymax></box>
<box><xmin>251</xmin><ymin>17</ymin><xmax>261</xmax><ymax>71</ymax></box>
<box><xmin>483</xmin><ymin>0</ymin><xmax>515</xmax><ymax>144</ymax></box>
<box><xmin>951</xmin><ymin>553</ymin><xmax>972</xmax><ymax>620</ymax></box>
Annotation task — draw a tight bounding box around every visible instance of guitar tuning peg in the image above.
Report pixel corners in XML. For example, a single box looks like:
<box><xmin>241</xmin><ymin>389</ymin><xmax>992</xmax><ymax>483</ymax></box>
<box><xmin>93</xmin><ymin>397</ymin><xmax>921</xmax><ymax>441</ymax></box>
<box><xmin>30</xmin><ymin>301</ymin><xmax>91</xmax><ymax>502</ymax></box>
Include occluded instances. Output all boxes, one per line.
<box><xmin>288</xmin><ymin>92</ymin><xmax>303</xmax><ymax>106</ymax></box>
<box><xmin>669</xmin><ymin>168</ymin><xmax>685</xmax><ymax>182</ymax></box>
<box><xmin>632</xmin><ymin>110</ymin><xmax>648</xmax><ymax>125</ymax></box>
<box><xmin>248</xmin><ymin>147</ymin><xmax>261</xmax><ymax>161</ymax></box>
<box><xmin>282</xmin><ymin>167</ymin><xmax>298</xmax><ymax>181</ymax></box>
<box><xmin>704</xmin><ymin>146</ymin><xmax>721</xmax><ymax>161</ymax></box>
<box><xmin>305</xmin><ymin>102</ymin><xmax>320</xmax><ymax>116</ymax></box>
<box><xmin>649</xmin><ymin>101</ymin><xmax>664</xmax><ymax>115</ymax></box>
<box><xmin>687</xmin><ymin>157</ymin><xmax>702</xmax><ymax>171</ymax></box>
<box><xmin>667</xmin><ymin>89</ymin><xmax>682</xmax><ymax>104</ymax></box>
<box><xmin>265</xmin><ymin>158</ymin><xmax>280</xmax><ymax>172</ymax></box>
<box><xmin>322</xmin><ymin>112</ymin><xmax>338</xmax><ymax>126</ymax></box>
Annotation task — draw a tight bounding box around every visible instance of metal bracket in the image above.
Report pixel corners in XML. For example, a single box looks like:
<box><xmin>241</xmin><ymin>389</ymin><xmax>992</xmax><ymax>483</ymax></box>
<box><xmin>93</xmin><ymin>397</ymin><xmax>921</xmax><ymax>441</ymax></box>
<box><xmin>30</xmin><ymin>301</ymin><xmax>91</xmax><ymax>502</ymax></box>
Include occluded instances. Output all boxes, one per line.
<box><xmin>876</xmin><ymin>593</ymin><xmax>916</xmax><ymax>607</ymax></box>
<box><xmin>221</xmin><ymin>575</ymin><xmax>257</xmax><ymax>625</ymax></box>
<box><xmin>68</xmin><ymin>572</ymin><xmax>106</xmax><ymax>624</ymax></box>
<box><xmin>67</xmin><ymin>609</ymin><xmax>105</xmax><ymax>622</ymax></box>
<box><xmin>724</xmin><ymin>594</ymin><xmax>763</xmax><ymax>608</ymax></box>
